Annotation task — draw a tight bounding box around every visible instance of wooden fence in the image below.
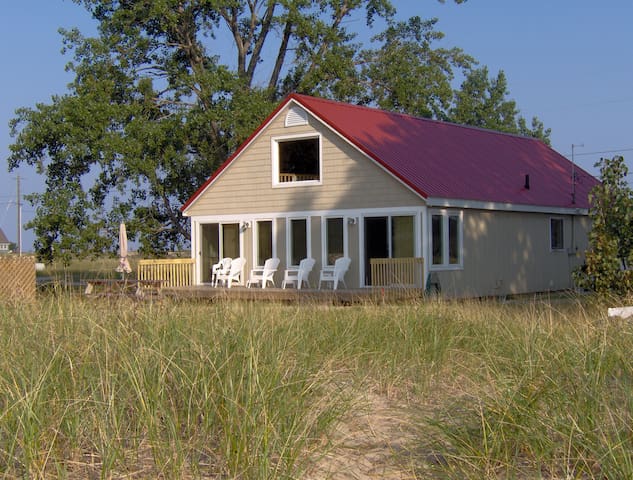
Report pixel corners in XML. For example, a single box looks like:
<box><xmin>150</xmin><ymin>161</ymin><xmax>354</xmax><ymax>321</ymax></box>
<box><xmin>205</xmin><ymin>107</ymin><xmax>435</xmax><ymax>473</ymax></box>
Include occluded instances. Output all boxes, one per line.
<box><xmin>370</xmin><ymin>257</ymin><xmax>424</xmax><ymax>288</ymax></box>
<box><xmin>0</xmin><ymin>256</ymin><xmax>36</xmax><ymax>301</ymax></box>
<box><xmin>137</xmin><ymin>258</ymin><xmax>195</xmax><ymax>288</ymax></box>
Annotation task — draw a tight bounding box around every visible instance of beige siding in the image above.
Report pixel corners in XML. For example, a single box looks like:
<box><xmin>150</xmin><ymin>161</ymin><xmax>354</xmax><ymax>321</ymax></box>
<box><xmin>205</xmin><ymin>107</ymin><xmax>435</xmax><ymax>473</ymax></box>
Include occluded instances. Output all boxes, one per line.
<box><xmin>185</xmin><ymin>104</ymin><xmax>422</xmax><ymax>217</ymax></box>
<box><xmin>434</xmin><ymin>210</ymin><xmax>591</xmax><ymax>297</ymax></box>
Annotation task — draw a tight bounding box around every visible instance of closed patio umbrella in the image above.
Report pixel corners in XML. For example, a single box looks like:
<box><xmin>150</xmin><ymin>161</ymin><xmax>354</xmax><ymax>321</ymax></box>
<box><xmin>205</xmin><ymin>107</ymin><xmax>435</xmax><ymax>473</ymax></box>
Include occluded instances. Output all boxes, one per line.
<box><xmin>115</xmin><ymin>222</ymin><xmax>132</xmax><ymax>278</ymax></box>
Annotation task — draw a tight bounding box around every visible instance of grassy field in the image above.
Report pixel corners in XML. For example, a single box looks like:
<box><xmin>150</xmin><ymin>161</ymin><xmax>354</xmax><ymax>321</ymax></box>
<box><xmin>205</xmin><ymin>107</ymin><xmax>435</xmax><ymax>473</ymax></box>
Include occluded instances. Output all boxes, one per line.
<box><xmin>0</xmin><ymin>292</ymin><xmax>632</xmax><ymax>479</ymax></box>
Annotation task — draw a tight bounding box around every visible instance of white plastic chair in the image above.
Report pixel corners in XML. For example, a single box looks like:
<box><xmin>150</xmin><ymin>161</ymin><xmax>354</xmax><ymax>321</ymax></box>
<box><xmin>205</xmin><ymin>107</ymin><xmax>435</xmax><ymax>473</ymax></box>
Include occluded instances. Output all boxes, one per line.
<box><xmin>282</xmin><ymin>258</ymin><xmax>315</xmax><ymax>289</ymax></box>
<box><xmin>216</xmin><ymin>257</ymin><xmax>246</xmax><ymax>288</ymax></box>
<box><xmin>318</xmin><ymin>257</ymin><xmax>351</xmax><ymax>290</ymax></box>
<box><xmin>246</xmin><ymin>257</ymin><xmax>280</xmax><ymax>289</ymax></box>
<box><xmin>211</xmin><ymin>257</ymin><xmax>232</xmax><ymax>287</ymax></box>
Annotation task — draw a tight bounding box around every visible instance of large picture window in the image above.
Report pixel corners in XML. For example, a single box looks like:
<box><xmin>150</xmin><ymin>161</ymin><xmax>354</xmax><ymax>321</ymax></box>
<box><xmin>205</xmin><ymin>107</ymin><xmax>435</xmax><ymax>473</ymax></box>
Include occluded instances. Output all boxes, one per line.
<box><xmin>430</xmin><ymin>211</ymin><xmax>462</xmax><ymax>269</ymax></box>
<box><xmin>273</xmin><ymin>135</ymin><xmax>321</xmax><ymax>185</ymax></box>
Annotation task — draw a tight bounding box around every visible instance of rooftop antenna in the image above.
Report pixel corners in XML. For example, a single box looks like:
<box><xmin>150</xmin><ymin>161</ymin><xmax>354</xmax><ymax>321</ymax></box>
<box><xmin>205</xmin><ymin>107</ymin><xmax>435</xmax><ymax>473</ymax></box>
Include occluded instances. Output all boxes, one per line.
<box><xmin>571</xmin><ymin>143</ymin><xmax>584</xmax><ymax>204</ymax></box>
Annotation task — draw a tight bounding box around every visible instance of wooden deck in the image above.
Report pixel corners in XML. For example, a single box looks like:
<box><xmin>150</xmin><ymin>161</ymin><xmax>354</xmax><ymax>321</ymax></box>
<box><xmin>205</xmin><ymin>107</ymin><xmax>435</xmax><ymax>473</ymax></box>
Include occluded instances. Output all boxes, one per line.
<box><xmin>162</xmin><ymin>285</ymin><xmax>425</xmax><ymax>304</ymax></box>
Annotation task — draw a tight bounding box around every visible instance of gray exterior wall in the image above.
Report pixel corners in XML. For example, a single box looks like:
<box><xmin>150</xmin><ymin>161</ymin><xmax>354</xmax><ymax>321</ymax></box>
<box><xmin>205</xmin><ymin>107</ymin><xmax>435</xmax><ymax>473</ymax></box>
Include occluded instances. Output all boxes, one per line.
<box><xmin>431</xmin><ymin>209</ymin><xmax>591</xmax><ymax>297</ymax></box>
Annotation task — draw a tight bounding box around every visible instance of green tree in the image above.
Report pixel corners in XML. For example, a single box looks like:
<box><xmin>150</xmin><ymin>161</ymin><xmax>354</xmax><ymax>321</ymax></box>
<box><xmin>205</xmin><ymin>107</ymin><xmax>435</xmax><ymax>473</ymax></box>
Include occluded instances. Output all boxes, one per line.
<box><xmin>449</xmin><ymin>66</ymin><xmax>551</xmax><ymax>143</ymax></box>
<box><xmin>9</xmin><ymin>0</ymin><xmax>397</xmax><ymax>260</ymax></box>
<box><xmin>9</xmin><ymin>0</ymin><xmax>548</xmax><ymax>262</ymax></box>
<box><xmin>578</xmin><ymin>155</ymin><xmax>633</xmax><ymax>295</ymax></box>
<box><xmin>359</xmin><ymin>16</ymin><xmax>474</xmax><ymax>118</ymax></box>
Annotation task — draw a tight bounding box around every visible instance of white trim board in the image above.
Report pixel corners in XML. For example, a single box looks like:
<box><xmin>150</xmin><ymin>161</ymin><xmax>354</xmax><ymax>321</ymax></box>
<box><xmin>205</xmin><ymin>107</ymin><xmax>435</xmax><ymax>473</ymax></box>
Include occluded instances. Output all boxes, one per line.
<box><xmin>425</xmin><ymin>197</ymin><xmax>589</xmax><ymax>216</ymax></box>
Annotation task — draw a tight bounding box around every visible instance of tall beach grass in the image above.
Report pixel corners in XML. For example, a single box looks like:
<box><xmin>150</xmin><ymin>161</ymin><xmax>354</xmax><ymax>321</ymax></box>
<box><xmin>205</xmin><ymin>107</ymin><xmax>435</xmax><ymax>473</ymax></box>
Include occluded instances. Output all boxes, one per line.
<box><xmin>0</xmin><ymin>292</ymin><xmax>631</xmax><ymax>478</ymax></box>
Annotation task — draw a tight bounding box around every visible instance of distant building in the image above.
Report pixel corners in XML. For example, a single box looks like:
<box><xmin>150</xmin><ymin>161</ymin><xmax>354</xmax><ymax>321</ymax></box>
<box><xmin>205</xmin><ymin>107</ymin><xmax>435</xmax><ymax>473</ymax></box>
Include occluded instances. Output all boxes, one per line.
<box><xmin>0</xmin><ymin>228</ymin><xmax>10</xmax><ymax>254</ymax></box>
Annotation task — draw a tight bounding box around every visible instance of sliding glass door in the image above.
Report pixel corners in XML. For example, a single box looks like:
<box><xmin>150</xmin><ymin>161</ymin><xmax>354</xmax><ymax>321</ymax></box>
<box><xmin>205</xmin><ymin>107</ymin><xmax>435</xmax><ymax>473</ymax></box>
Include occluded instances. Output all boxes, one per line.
<box><xmin>364</xmin><ymin>215</ymin><xmax>415</xmax><ymax>285</ymax></box>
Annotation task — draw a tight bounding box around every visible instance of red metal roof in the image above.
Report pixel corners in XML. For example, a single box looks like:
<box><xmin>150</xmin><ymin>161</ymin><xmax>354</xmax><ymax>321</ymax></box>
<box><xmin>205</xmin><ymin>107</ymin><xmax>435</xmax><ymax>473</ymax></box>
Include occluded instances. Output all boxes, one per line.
<box><xmin>182</xmin><ymin>94</ymin><xmax>598</xmax><ymax>212</ymax></box>
<box><xmin>291</xmin><ymin>94</ymin><xmax>598</xmax><ymax>209</ymax></box>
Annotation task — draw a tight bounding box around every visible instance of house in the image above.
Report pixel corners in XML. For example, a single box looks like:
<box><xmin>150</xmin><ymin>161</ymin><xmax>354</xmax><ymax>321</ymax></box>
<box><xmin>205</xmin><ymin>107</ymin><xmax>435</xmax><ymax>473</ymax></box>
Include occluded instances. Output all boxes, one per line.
<box><xmin>181</xmin><ymin>94</ymin><xmax>599</xmax><ymax>297</ymax></box>
<box><xmin>0</xmin><ymin>228</ymin><xmax>11</xmax><ymax>254</ymax></box>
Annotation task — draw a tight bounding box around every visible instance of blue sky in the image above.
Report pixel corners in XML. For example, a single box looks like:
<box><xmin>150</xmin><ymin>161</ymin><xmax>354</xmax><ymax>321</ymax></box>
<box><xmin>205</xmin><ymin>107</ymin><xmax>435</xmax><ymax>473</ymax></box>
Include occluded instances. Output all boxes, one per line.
<box><xmin>1</xmin><ymin>0</ymin><xmax>632</xmax><ymax>251</ymax></box>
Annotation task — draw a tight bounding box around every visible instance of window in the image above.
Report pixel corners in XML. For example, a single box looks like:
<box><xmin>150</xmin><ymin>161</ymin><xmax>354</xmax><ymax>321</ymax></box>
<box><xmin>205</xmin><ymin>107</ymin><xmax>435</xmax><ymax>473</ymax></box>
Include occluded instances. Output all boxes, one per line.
<box><xmin>392</xmin><ymin>216</ymin><xmax>414</xmax><ymax>258</ymax></box>
<box><xmin>326</xmin><ymin>217</ymin><xmax>344</xmax><ymax>265</ymax></box>
<box><xmin>431</xmin><ymin>215</ymin><xmax>443</xmax><ymax>265</ymax></box>
<box><xmin>289</xmin><ymin>218</ymin><xmax>308</xmax><ymax>266</ymax></box>
<box><xmin>222</xmin><ymin>223</ymin><xmax>240</xmax><ymax>259</ymax></box>
<box><xmin>550</xmin><ymin>218</ymin><xmax>564</xmax><ymax>250</ymax></box>
<box><xmin>430</xmin><ymin>211</ymin><xmax>462</xmax><ymax>268</ymax></box>
<box><xmin>273</xmin><ymin>136</ymin><xmax>321</xmax><ymax>185</ymax></box>
<box><xmin>256</xmin><ymin>220</ymin><xmax>273</xmax><ymax>266</ymax></box>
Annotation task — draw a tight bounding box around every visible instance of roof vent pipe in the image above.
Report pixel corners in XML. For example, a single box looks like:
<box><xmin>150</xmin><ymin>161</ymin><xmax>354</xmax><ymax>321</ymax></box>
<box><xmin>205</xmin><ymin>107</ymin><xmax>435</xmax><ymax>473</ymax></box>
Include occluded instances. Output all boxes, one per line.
<box><xmin>524</xmin><ymin>174</ymin><xmax>530</xmax><ymax>190</ymax></box>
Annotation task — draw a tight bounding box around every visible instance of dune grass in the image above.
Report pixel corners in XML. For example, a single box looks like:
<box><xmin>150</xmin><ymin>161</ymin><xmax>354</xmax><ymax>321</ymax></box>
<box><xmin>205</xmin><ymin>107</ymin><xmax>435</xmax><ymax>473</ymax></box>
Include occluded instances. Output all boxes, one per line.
<box><xmin>0</xmin><ymin>293</ymin><xmax>631</xmax><ymax>478</ymax></box>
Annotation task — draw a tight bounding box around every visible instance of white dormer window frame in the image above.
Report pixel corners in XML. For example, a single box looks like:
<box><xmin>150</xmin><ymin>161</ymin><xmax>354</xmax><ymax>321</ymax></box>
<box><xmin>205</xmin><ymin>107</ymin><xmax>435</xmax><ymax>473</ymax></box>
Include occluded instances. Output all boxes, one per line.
<box><xmin>271</xmin><ymin>133</ymin><xmax>323</xmax><ymax>188</ymax></box>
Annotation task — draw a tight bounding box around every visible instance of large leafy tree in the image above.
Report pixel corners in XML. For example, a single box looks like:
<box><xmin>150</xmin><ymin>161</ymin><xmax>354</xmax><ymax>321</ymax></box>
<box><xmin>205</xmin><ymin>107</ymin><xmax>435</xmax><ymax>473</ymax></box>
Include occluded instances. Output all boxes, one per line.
<box><xmin>10</xmin><ymin>0</ymin><xmax>396</xmax><ymax>260</ymax></box>
<box><xmin>577</xmin><ymin>156</ymin><xmax>633</xmax><ymax>295</ymax></box>
<box><xmin>449</xmin><ymin>66</ymin><xmax>551</xmax><ymax>143</ymax></box>
<box><xmin>359</xmin><ymin>16</ymin><xmax>474</xmax><ymax>118</ymax></box>
<box><xmin>8</xmin><ymin>0</ymin><xmax>547</xmax><ymax>261</ymax></box>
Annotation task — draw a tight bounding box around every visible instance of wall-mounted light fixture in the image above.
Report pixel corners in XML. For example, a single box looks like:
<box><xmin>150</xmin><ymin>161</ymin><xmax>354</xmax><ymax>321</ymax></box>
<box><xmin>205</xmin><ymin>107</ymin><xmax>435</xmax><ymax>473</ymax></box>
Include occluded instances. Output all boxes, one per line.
<box><xmin>240</xmin><ymin>221</ymin><xmax>251</xmax><ymax>232</ymax></box>
<box><xmin>347</xmin><ymin>217</ymin><xmax>358</xmax><ymax>225</ymax></box>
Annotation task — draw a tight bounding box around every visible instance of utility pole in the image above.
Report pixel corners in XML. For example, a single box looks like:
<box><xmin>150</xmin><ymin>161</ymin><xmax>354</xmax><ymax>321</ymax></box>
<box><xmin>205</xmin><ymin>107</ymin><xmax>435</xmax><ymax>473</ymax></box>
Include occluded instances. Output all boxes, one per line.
<box><xmin>571</xmin><ymin>143</ymin><xmax>584</xmax><ymax>205</ymax></box>
<box><xmin>16</xmin><ymin>175</ymin><xmax>22</xmax><ymax>256</ymax></box>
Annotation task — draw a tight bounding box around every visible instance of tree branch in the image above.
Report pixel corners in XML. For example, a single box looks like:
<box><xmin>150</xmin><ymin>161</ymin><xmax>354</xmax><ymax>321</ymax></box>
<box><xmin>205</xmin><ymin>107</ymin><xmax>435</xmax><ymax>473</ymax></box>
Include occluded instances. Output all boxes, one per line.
<box><xmin>268</xmin><ymin>18</ymin><xmax>293</xmax><ymax>93</ymax></box>
<box><xmin>246</xmin><ymin>1</ymin><xmax>276</xmax><ymax>85</ymax></box>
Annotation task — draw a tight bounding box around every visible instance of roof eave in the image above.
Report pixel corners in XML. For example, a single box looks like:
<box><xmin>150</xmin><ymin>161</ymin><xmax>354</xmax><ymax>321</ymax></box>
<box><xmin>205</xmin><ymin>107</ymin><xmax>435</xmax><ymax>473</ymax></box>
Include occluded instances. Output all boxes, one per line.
<box><xmin>426</xmin><ymin>196</ymin><xmax>590</xmax><ymax>215</ymax></box>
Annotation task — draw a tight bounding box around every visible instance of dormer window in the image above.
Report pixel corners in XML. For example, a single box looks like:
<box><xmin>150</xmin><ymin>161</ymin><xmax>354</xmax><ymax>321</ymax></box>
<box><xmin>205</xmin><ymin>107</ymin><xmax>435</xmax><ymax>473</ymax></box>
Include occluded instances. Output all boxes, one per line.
<box><xmin>272</xmin><ymin>134</ymin><xmax>322</xmax><ymax>186</ymax></box>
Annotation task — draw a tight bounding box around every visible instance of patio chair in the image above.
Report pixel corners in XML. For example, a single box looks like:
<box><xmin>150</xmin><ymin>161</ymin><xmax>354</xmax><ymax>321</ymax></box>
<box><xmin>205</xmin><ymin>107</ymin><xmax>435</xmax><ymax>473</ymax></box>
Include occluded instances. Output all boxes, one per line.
<box><xmin>318</xmin><ymin>257</ymin><xmax>351</xmax><ymax>290</ymax></box>
<box><xmin>216</xmin><ymin>257</ymin><xmax>246</xmax><ymax>288</ymax></box>
<box><xmin>282</xmin><ymin>257</ymin><xmax>316</xmax><ymax>289</ymax></box>
<box><xmin>211</xmin><ymin>257</ymin><xmax>232</xmax><ymax>287</ymax></box>
<box><xmin>246</xmin><ymin>257</ymin><xmax>280</xmax><ymax>289</ymax></box>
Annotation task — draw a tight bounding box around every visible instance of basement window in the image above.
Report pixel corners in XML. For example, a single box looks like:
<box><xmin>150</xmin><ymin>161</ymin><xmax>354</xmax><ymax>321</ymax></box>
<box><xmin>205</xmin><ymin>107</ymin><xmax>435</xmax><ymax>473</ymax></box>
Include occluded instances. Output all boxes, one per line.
<box><xmin>273</xmin><ymin>135</ymin><xmax>321</xmax><ymax>186</ymax></box>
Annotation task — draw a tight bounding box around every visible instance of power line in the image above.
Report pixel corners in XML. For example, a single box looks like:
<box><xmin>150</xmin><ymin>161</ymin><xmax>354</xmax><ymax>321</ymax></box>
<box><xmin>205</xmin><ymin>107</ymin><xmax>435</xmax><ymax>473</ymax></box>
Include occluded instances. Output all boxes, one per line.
<box><xmin>563</xmin><ymin>147</ymin><xmax>633</xmax><ymax>157</ymax></box>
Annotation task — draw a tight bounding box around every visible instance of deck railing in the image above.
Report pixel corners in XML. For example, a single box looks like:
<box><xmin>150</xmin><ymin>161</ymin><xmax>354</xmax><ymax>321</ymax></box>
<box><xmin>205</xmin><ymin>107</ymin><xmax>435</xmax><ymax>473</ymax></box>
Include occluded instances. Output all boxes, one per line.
<box><xmin>137</xmin><ymin>258</ymin><xmax>195</xmax><ymax>288</ymax></box>
<box><xmin>370</xmin><ymin>257</ymin><xmax>424</xmax><ymax>288</ymax></box>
